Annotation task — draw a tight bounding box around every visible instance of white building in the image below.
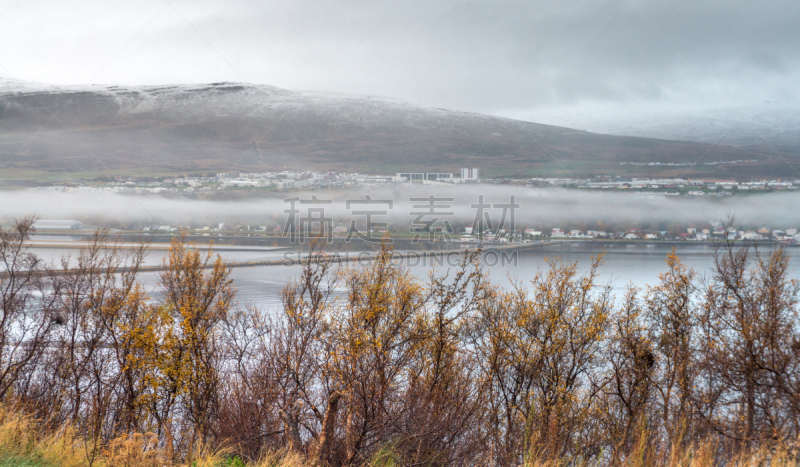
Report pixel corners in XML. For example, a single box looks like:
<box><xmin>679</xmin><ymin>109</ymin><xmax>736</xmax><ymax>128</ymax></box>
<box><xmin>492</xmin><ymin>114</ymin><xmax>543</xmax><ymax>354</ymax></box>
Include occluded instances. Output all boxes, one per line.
<box><xmin>460</xmin><ymin>168</ymin><xmax>480</xmax><ymax>180</ymax></box>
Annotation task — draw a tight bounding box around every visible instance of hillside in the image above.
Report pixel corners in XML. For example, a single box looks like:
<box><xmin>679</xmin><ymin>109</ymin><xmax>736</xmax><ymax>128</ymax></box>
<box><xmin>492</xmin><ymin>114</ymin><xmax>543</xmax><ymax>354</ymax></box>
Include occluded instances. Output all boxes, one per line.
<box><xmin>1</xmin><ymin>81</ymin><xmax>796</xmax><ymax>180</ymax></box>
<box><xmin>552</xmin><ymin>106</ymin><xmax>800</xmax><ymax>149</ymax></box>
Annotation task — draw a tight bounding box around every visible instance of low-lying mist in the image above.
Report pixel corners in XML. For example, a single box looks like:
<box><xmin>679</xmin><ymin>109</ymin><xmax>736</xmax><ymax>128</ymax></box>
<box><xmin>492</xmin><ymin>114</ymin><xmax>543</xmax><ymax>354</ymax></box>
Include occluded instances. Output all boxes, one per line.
<box><xmin>3</xmin><ymin>185</ymin><xmax>798</xmax><ymax>230</ymax></box>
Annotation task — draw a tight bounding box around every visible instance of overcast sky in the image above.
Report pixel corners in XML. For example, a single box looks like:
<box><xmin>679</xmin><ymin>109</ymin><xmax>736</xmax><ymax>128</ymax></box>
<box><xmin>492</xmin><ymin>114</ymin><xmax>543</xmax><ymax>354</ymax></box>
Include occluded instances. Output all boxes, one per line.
<box><xmin>1</xmin><ymin>0</ymin><xmax>799</xmax><ymax>126</ymax></box>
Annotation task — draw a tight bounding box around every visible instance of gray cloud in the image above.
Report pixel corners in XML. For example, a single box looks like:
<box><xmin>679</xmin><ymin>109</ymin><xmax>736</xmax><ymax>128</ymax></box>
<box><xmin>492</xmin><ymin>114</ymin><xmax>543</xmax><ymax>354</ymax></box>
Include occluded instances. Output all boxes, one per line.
<box><xmin>1</xmin><ymin>0</ymin><xmax>798</xmax><ymax>127</ymax></box>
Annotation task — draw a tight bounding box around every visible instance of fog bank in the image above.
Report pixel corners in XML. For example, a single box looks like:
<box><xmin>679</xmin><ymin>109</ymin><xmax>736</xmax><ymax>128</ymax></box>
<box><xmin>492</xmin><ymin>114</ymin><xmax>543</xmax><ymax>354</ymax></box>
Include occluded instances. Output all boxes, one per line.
<box><xmin>2</xmin><ymin>186</ymin><xmax>797</xmax><ymax>230</ymax></box>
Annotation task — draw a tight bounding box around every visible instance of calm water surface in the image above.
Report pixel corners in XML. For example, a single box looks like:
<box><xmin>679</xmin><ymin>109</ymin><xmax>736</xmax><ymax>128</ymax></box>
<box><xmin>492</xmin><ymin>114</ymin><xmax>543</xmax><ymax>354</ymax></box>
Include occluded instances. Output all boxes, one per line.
<box><xmin>31</xmin><ymin>243</ymin><xmax>800</xmax><ymax>312</ymax></box>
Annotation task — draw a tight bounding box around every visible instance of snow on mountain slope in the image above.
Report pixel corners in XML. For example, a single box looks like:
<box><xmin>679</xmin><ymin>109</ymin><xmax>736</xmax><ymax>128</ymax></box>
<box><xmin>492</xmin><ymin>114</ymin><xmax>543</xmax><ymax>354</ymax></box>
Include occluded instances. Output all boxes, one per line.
<box><xmin>537</xmin><ymin>106</ymin><xmax>800</xmax><ymax>150</ymax></box>
<box><xmin>0</xmin><ymin>81</ymin><xmax>794</xmax><ymax>179</ymax></box>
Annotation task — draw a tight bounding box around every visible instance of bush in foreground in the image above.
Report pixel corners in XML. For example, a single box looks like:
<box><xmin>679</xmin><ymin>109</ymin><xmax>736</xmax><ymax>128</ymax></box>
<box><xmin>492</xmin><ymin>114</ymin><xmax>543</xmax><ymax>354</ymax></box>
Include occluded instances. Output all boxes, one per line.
<box><xmin>1</xmin><ymin>216</ymin><xmax>800</xmax><ymax>466</ymax></box>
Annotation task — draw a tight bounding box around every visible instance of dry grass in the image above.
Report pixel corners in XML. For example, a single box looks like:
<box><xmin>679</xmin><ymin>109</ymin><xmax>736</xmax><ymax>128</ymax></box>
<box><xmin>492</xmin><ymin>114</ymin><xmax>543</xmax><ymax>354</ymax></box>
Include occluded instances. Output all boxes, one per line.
<box><xmin>0</xmin><ymin>406</ymin><xmax>311</xmax><ymax>467</ymax></box>
<box><xmin>1</xmin><ymin>402</ymin><xmax>798</xmax><ymax>467</ymax></box>
<box><xmin>517</xmin><ymin>436</ymin><xmax>800</xmax><ymax>467</ymax></box>
<box><xmin>1</xmin><ymin>404</ymin><xmax>799</xmax><ymax>467</ymax></box>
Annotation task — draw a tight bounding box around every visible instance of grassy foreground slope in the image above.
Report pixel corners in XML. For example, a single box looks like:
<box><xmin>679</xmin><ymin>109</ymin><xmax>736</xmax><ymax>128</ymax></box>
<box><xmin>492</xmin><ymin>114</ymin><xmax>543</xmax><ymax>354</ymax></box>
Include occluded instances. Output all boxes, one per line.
<box><xmin>0</xmin><ymin>406</ymin><xmax>799</xmax><ymax>467</ymax></box>
<box><xmin>0</xmin><ymin>407</ymin><xmax>308</xmax><ymax>467</ymax></box>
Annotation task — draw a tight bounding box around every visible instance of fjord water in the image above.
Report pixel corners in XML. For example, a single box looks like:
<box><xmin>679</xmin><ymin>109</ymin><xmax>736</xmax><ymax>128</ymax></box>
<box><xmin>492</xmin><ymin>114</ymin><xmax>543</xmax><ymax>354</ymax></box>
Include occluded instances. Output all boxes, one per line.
<box><xmin>31</xmin><ymin>242</ymin><xmax>799</xmax><ymax>311</ymax></box>
<box><xmin>217</xmin><ymin>243</ymin><xmax>800</xmax><ymax>310</ymax></box>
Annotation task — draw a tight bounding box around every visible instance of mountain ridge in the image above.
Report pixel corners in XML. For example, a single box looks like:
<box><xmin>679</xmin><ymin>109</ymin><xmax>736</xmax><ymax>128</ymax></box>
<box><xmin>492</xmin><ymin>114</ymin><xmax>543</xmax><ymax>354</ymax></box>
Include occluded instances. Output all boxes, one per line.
<box><xmin>1</xmin><ymin>81</ymin><xmax>797</xmax><ymax>179</ymax></box>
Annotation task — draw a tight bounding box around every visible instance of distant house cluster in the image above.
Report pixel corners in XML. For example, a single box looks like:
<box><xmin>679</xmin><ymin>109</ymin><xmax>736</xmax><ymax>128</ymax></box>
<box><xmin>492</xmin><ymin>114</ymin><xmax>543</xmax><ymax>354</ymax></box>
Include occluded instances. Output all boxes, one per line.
<box><xmin>32</xmin><ymin>171</ymin><xmax>800</xmax><ymax>196</ymax></box>
<box><xmin>521</xmin><ymin>226</ymin><xmax>800</xmax><ymax>243</ymax></box>
<box><xmin>524</xmin><ymin>176</ymin><xmax>800</xmax><ymax>193</ymax></box>
<box><xmin>32</xmin><ymin>168</ymin><xmax>483</xmax><ymax>194</ymax></box>
<box><xmin>30</xmin><ymin>216</ymin><xmax>800</xmax><ymax>246</ymax></box>
<box><xmin>619</xmin><ymin>160</ymin><xmax>759</xmax><ymax>167</ymax></box>
<box><xmin>455</xmin><ymin>225</ymin><xmax>800</xmax><ymax>244</ymax></box>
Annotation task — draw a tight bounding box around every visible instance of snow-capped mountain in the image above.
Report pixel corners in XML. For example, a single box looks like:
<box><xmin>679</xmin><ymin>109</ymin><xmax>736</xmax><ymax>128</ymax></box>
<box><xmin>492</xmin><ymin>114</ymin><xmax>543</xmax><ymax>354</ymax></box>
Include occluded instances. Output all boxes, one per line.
<box><xmin>0</xmin><ymin>81</ymin><xmax>795</xmax><ymax>179</ymax></box>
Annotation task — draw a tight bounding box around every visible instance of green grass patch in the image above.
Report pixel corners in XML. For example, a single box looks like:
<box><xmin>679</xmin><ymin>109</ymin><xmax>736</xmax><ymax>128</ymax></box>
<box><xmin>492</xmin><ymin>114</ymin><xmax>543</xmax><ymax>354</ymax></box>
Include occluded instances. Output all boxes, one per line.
<box><xmin>0</xmin><ymin>455</ymin><xmax>49</xmax><ymax>467</ymax></box>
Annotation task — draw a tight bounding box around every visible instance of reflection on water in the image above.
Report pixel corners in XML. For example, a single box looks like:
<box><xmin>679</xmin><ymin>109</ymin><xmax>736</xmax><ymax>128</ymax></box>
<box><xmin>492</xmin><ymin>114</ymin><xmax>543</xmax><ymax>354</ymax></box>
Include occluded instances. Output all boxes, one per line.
<box><xmin>28</xmin><ymin>243</ymin><xmax>800</xmax><ymax>313</ymax></box>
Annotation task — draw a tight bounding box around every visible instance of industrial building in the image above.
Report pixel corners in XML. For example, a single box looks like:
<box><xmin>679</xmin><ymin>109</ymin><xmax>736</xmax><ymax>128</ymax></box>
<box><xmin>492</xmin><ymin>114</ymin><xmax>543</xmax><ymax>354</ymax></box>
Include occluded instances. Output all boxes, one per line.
<box><xmin>396</xmin><ymin>172</ymin><xmax>454</xmax><ymax>181</ymax></box>
<box><xmin>396</xmin><ymin>172</ymin><xmax>425</xmax><ymax>181</ymax></box>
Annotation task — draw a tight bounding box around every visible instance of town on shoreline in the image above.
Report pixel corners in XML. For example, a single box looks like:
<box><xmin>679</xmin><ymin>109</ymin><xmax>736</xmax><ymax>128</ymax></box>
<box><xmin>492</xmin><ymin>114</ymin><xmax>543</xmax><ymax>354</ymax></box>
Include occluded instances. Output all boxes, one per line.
<box><xmin>24</xmin><ymin>167</ymin><xmax>800</xmax><ymax>196</ymax></box>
